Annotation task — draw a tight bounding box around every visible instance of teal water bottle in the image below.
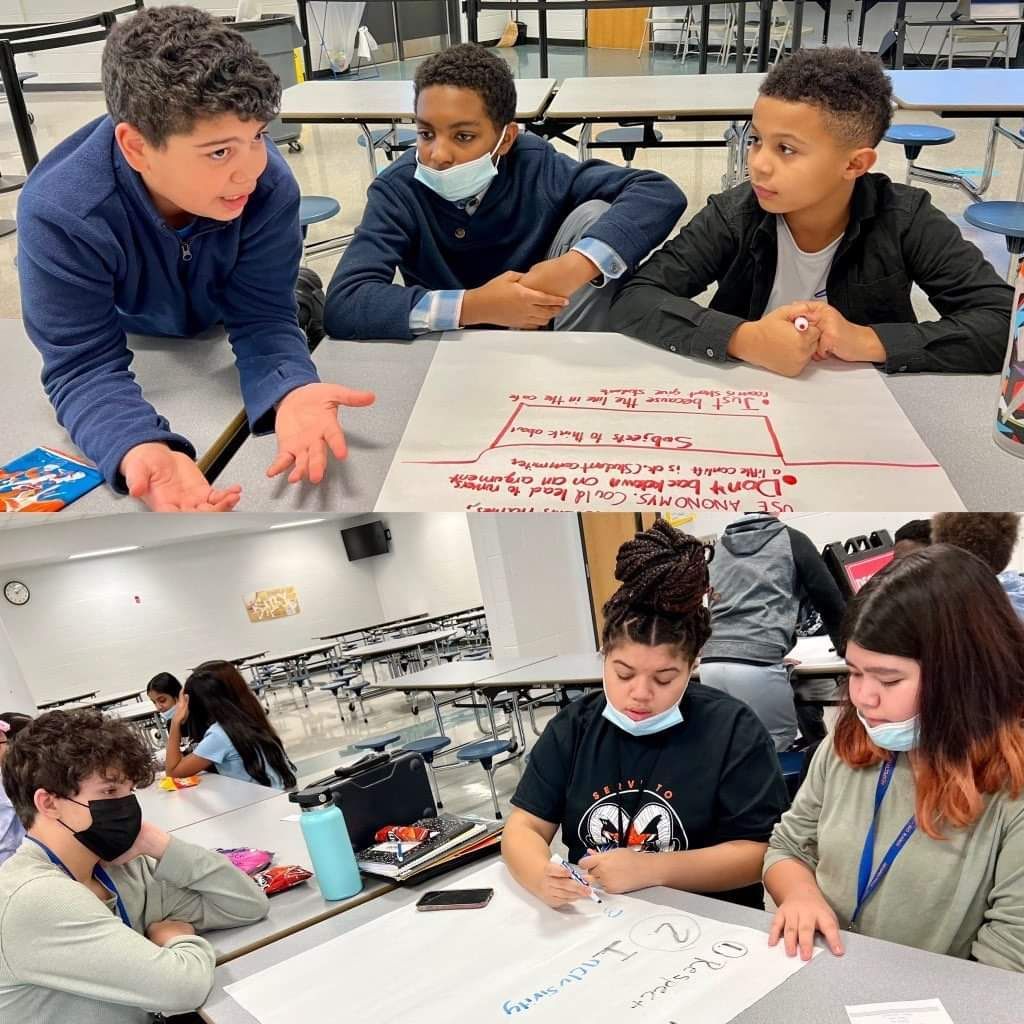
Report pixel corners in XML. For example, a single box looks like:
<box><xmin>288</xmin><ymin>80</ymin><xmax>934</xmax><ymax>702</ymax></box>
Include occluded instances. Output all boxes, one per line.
<box><xmin>289</xmin><ymin>784</ymin><xmax>363</xmax><ymax>901</ymax></box>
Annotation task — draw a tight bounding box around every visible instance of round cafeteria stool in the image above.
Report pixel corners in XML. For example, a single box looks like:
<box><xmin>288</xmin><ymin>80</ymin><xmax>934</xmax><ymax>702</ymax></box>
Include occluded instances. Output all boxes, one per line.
<box><xmin>882</xmin><ymin>125</ymin><xmax>955</xmax><ymax>184</ymax></box>
<box><xmin>343</xmin><ymin>679</ymin><xmax>371</xmax><ymax>724</ymax></box>
<box><xmin>456</xmin><ymin>739</ymin><xmax>512</xmax><ymax>819</ymax></box>
<box><xmin>298</xmin><ymin>195</ymin><xmax>341</xmax><ymax>240</ymax></box>
<box><xmin>595</xmin><ymin>125</ymin><xmax>664</xmax><ymax>167</ymax></box>
<box><xmin>777</xmin><ymin>748</ymin><xmax>807</xmax><ymax>803</ymax></box>
<box><xmin>963</xmin><ymin>200</ymin><xmax>1024</xmax><ymax>282</ymax></box>
<box><xmin>401</xmin><ymin>736</ymin><xmax>452</xmax><ymax>809</ymax></box>
<box><xmin>353</xmin><ymin>730</ymin><xmax>400</xmax><ymax>754</ymax></box>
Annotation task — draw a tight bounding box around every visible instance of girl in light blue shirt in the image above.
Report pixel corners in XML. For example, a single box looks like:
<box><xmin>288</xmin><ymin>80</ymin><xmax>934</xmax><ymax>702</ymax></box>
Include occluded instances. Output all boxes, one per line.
<box><xmin>163</xmin><ymin>673</ymin><xmax>295</xmax><ymax>790</ymax></box>
<box><xmin>0</xmin><ymin>713</ymin><xmax>32</xmax><ymax>865</ymax></box>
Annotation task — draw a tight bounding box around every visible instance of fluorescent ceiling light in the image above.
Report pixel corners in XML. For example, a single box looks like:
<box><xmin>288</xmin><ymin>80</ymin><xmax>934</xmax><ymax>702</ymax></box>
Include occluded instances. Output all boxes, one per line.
<box><xmin>268</xmin><ymin>518</ymin><xmax>326</xmax><ymax>531</ymax></box>
<box><xmin>67</xmin><ymin>545</ymin><xmax>140</xmax><ymax>561</ymax></box>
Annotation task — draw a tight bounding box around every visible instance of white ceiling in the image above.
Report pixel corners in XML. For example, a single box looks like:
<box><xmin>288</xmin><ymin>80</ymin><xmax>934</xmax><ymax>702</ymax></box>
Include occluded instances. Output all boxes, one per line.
<box><xmin>0</xmin><ymin>513</ymin><xmax>361</xmax><ymax>572</ymax></box>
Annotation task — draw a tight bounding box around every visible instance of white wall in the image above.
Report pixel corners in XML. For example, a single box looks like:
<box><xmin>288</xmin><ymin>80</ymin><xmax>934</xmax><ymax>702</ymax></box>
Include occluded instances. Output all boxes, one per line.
<box><xmin>0</xmin><ymin>514</ymin><xmax>481</xmax><ymax>704</ymax></box>
<box><xmin>469</xmin><ymin>513</ymin><xmax>595</xmax><ymax>658</ymax></box>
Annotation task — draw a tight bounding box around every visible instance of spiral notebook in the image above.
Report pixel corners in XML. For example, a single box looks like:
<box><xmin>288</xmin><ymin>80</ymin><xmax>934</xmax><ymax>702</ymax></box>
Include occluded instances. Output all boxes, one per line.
<box><xmin>355</xmin><ymin>814</ymin><xmax>487</xmax><ymax>880</ymax></box>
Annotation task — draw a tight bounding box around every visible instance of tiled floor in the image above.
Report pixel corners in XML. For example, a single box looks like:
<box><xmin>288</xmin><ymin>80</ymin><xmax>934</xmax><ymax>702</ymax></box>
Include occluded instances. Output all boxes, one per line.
<box><xmin>1</xmin><ymin>45</ymin><xmax>1021</xmax><ymax>320</ymax></box>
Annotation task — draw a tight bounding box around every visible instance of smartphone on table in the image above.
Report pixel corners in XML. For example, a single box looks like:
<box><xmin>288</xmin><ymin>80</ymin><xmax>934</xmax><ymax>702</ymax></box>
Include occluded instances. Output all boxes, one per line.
<box><xmin>415</xmin><ymin>888</ymin><xmax>494</xmax><ymax>911</ymax></box>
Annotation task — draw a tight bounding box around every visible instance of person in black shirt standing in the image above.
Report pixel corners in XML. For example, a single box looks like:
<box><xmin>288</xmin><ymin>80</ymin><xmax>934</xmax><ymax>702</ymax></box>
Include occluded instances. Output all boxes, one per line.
<box><xmin>503</xmin><ymin>519</ymin><xmax>789</xmax><ymax>911</ymax></box>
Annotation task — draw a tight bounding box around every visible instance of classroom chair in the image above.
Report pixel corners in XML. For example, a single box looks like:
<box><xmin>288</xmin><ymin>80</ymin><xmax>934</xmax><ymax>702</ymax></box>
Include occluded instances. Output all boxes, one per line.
<box><xmin>882</xmin><ymin>125</ymin><xmax>957</xmax><ymax>186</ymax></box>
<box><xmin>345</xmin><ymin>679</ymin><xmax>371</xmax><ymax>724</ymax></box>
<box><xmin>457</xmin><ymin>739</ymin><xmax>512</xmax><ymax>818</ymax></box>
<box><xmin>401</xmin><ymin>736</ymin><xmax>451</xmax><ymax>810</ymax></box>
<box><xmin>636</xmin><ymin>14</ymin><xmax>690</xmax><ymax>58</ymax></box>
<box><xmin>353</xmin><ymin>731</ymin><xmax>401</xmax><ymax>754</ymax></box>
<box><xmin>962</xmin><ymin>200</ymin><xmax>1024</xmax><ymax>281</ymax></box>
<box><xmin>593</xmin><ymin>126</ymin><xmax>665</xmax><ymax>167</ymax></box>
<box><xmin>931</xmin><ymin>1</ymin><xmax>1016</xmax><ymax>69</ymax></box>
<box><xmin>356</xmin><ymin>126</ymin><xmax>416</xmax><ymax>177</ymax></box>
<box><xmin>777</xmin><ymin>748</ymin><xmax>806</xmax><ymax>803</ymax></box>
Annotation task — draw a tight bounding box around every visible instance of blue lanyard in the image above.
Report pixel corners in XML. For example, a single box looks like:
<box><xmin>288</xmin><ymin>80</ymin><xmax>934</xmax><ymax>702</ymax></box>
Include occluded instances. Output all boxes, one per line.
<box><xmin>26</xmin><ymin>836</ymin><xmax>131</xmax><ymax>928</ymax></box>
<box><xmin>851</xmin><ymin>757</ymin><xmax>916</xmax><ymax>927</ymax></box>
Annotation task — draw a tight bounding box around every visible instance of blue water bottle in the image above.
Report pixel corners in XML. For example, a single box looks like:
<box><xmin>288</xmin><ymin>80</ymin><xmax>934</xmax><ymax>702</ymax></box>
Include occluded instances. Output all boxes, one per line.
<box><xmin>289</xmin><ymin>784</ymin><xmax>363</xmax><ymax>901</ymax></box>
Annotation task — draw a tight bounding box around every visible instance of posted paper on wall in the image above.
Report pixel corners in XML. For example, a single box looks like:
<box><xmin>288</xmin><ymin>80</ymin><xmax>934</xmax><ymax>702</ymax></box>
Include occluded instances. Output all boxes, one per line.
<box><xmin>224</xmin><ymin>861</ymin><xmax>818</xmax><ymax>1024</ymax></box>
<box><xmin>374</xmin><ymin>332</ymin><xmax>964</xmax><ymax>513</ymax></box>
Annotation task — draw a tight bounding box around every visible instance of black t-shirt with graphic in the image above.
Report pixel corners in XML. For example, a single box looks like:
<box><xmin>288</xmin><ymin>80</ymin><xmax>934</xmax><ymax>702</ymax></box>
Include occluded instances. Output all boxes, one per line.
<box><xmin>511</xmin><ymin>684</ymin><xmax>789</xmax><ymax>907</ymax></box>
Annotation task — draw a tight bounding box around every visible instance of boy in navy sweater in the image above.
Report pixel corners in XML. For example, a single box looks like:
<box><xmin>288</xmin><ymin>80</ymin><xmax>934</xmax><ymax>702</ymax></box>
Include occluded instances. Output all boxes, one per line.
<box><xmin>17</xmin><ymin>7</ymin><xmax>374</xmax><ymax>510</ymax></box>
<box><xmin>324</xmin><ymin>44</ymin><xmax>686</xmax><ymax>340</ymax></box>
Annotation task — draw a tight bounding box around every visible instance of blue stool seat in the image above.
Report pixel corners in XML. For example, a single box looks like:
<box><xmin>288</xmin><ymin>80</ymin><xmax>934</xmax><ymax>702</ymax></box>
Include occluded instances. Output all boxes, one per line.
<box><xmin>348</xmin><ymin>680</ymin><xmax>368</xmax><ymax>693</ymax></box>
<box><xmin>778</xmin><ymin>749</ymin><xmax>806</xmax><ymax>801</ymax></box>
<box><xmin>354</xmin><ymin>732</ymin><xmax>400</xmax><ymax>752</ymax></box>
<box><xmin>402</xmin><ymin>736</ymin><xmax>452</xmax><ymax>756</ymax></box>
<box><xmin>964</xmin><ymin>200</ymin><xmax>1024</xmax><ymax>252</ymax></box>
<box><xmin>357</xmin><ymin>127</ymin><xmax>416</xmax><ymax>152</ymax></box>
<box><xmin>595</xmin><ymin>126</ymin><xmax>664</xmax><ymax>164</ymax></box>
<box><xmin>298</xmin><ymin>195</ymin><xmax>341</xmax><ymax>229</ymax></box>
<box><xmin>457</xmin><ymin>739</ymin><xmax>512</xmax><ymax>762</ymax></box>
<box><xmin>883</xmin><ymin>124</ymin><xmax>955</xmax><ymax>161</ymax></box>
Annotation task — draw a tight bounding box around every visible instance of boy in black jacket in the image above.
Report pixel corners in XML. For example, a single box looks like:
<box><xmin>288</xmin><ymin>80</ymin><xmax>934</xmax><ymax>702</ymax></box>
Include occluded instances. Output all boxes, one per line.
<box><xmin>610</xmin><ymin>48</ymin><xmax>1012</xmax><ymax>378</ymax></box>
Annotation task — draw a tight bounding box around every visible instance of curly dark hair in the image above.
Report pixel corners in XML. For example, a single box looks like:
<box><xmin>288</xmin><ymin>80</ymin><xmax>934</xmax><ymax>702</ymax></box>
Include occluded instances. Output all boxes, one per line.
<box><xmin>601</xmin><ymin>518</ymin><xmax>712</xmax><ymax>663</ymax></box>
<box><xmin>759</xmin><ymin>47</ymin><xmax>893</xmax><ymax>146</ymax></box>
<box><xmin>413</xmin><ymin>43</ymin><xmax>516</xmax><ymax>129</ymax></box>
<box><xmin>894</xmin><ymin>519</ymin><xmax>932</xmax><ymax>545</ymax></box>
<box><xmin>2</xmin><ymin>710</ymin><xmax>155</xmax><ymax>828</ymax></box>
<box><xmin>931</xmin><ymin>513</ymin><xmax>1021</xmax><ymax>574</ymax></box>
<box><xmin>102</xmin><ymin>5</ymin><xmax>281</xmax><ymax>146</ymax></box>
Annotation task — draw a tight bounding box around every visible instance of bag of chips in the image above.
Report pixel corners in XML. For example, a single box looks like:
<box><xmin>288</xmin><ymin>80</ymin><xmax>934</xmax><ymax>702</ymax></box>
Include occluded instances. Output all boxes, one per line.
<box><xmin>373</xmin><ymin>825</ymin><xmax>434</xmax><ymax>844</ymax></box>
<box><xmin>256</xmin><ymin>864</ymin><xmax>313</xmax><ymax>896</ymax></box>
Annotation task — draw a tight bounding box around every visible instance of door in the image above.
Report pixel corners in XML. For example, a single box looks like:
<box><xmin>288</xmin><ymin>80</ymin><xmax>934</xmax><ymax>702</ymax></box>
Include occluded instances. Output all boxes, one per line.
<box><xmin>579</xmin><ymin>512</ymin><xmax>646</xmax><ymax>642</ymax></box>
<box><xmin>587</xmin><ymin>4</ymin><xmax>651</xmax><ymax>49</ymax></box>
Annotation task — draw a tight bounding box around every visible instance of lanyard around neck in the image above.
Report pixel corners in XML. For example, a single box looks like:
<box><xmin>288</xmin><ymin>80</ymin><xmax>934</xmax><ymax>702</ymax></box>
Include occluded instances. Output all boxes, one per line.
<box><xmin>851</xmin><ymin>757</ymin><xmax>917</xmax><ymax>927</ymax></box>
<box><xmin>26</xmin><ymin>835</ymin><xmax>131</xmax><ymax>928</ymax></box>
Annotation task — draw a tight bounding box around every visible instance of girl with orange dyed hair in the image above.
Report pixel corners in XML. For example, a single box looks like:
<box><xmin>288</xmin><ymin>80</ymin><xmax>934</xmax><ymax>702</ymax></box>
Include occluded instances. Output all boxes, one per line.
<box><xmin>762</xmin><ymin>543</ymin><xmax>1024</xmax><ymax>972</ymax></box>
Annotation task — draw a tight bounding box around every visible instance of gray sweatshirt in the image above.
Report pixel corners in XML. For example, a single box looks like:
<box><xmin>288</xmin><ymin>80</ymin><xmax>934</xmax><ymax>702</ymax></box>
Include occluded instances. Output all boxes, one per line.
<box><xmin>0</xmin><ymin>834</ymin><xmax>270</xmax><ymax>1022</ymax></box>
<box><xmin>764</xmin><ymin>735</ymin><xmax>1024</xmax><ymax>971</ymax></box>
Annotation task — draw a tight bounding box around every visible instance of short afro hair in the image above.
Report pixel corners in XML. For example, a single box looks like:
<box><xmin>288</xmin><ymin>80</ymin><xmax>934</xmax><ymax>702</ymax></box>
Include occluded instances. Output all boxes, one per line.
<box><xmin>894</xmin><ymin>519</ymin><xmax>932</xmax><ymax>545</ymax></box>
<box><xmin>414</xmin><ymin>44</ymin><xmax>516</xmax><ymax>129</ymax></box>
<box><xmin>931</xmin><ymin>513</ymin><xmax>1021</xmax><ymax>574</ymax></box>
<box><xmin>102</xmin><ymin>5</ymin><xmax>281</xmax><ymax>147</ymax></box>
<box><xmin>759</xmin><ymin>48</ymin><xmax>893</xmax><ymax>146</ymax></box>
<box><xmin>2</xmin><ymin>709</ymin><xmax>155</xmax><ymax>828</ymax></box>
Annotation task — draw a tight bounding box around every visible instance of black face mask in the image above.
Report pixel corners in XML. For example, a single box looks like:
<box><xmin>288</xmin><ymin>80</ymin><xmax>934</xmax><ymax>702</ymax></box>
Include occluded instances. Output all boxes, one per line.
<box><xmin>60</xmin><ymin>794</ymin><xmax>142</xmax><ymax>862</ymax></box>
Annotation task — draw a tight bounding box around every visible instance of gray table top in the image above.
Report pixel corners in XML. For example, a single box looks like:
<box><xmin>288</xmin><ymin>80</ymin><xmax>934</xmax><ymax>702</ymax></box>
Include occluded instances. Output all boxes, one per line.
<box><xmin>344</xmin><ymin>628</ymin><xmax>458</xmax><ymax>660</ymax></box>
<box><xmin>889</xmin><ymin>68</ymin><xmax>1024</xmax><ymax>112</ymax></box>
<box><xmin>63</xmin><ymin>689</ymin><xmax>144</xmax><ymax>711</ymax></box>
<box><xmin>137</xmin><ymin>774</ymin><xmax>282</xmax><ymax>833</ymax></box>
<box><xmin>215</xmin><ymin>337</ymin><xmax>436</xmax><ymax>511</ymax></box>
<box><xmin>36</xmin><ymin>690</ymin><xmax>98</xmax><ymax>709</ymax></box>
<box><xmin>545</xmin><ymin>73</ymin><xmax>766</xmax><ymax>120</ymax></box>
<box><xmin>105</xmin><ymin>703</ymin><xmax>161</xmax><ymax>724</ymax></box>
<box><xmin>200</xmin><ymin>859</ymin><xmax>1024</xmax><ymax>1024</ymax></box>
<box><xmin>376</xmin><ymin>655</ymin><xmax>556</xmax><ymax>692</ymax></box>
<box><xmin>245</xmin><ymin>643</ymin><xmax>339</xmax><ymax>671</ymax></box>
<box><xmin>279</xmin><ymin>78</ymin><xmax>557</xmax><ymax>123</ymax></box>
<box><xmin>6</xmin><ymin>319</ymin><xmax>244</xmax><ymax>513</ymax></box>
<box><xmin>170</xmin><ymin>792</ymin><xmax>395</xmax><ymax>964</ymax></box>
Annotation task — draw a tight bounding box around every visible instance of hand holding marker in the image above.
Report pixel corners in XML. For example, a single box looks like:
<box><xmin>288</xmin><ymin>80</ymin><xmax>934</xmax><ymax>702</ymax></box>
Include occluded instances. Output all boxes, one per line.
<box><xmin>793</xmin><ymin>315</ymin><xmax>809</xmax><ymax>332</ymax></box>
<box><xmin>551</xmin><ymin>853</ymin><xmax>603</xmax><ymax>904</ymax></box>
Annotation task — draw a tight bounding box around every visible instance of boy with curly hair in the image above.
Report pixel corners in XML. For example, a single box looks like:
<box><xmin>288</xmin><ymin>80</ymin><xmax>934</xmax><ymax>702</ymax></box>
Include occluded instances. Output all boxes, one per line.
<box><xmin>611</xmin><ymin>48</ymin><xmax>1013</xmax><ymax>378</ymax></box>
<box><xmin>325</xmin><ymin>43</ymin><xmax>686</xmax><ymax>339</ymax></box>
<box><xmin>18</xmin><ymin>6</ymin><xmax>374</xmax><ymax>511</ymax></box>
<box><xmin>0</xmin><ymin>709</ymin><xmax>268</xmax><ymax>1022</ymax></box>
<box><xmin>932</xmin><ymin>512</ymin><xmax>1024</xmax><ymax>617</ymax></box>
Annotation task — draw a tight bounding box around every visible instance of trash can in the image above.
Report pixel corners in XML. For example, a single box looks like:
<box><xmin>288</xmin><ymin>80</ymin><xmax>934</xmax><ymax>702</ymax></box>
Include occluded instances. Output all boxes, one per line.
<box><xmin>229</xmin><ymin>15</ymin><xmax>305</xmax><ymax>153</ymax></box>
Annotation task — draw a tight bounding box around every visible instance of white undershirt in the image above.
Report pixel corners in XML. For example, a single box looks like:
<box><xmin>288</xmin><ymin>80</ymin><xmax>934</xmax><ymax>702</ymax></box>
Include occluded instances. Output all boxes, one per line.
<box><xmin>764</xmin><ymin>215</ymin><xmax>842</xmax><ymax>314</ymax></box>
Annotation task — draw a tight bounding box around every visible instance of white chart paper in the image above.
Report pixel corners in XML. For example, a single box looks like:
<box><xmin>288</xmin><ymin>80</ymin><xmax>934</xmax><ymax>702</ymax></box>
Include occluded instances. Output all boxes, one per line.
<box><xmin>375</xmin><ymin>332</ymin><xmax>964</xmax><ymax>513</ymax></box>
<box><xmin>225</xmin><ymin>861</ymin><xmax>818</xmax><ymax>1024</ymax></box>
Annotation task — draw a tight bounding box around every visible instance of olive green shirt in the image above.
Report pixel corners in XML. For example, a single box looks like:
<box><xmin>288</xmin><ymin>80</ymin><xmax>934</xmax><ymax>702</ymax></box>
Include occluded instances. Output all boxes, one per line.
<box><xmin>764</xmin><ymin>735</ymin><xmax>1024</xmax><ymax>971</ymax></box>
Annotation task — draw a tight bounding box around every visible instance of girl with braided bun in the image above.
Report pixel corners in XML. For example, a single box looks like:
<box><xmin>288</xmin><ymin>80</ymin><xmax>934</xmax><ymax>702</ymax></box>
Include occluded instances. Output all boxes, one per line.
<box><xmin>503</xmin><ymin>519</ymin><xmax>789</xmax><ymax>910</ymax></box>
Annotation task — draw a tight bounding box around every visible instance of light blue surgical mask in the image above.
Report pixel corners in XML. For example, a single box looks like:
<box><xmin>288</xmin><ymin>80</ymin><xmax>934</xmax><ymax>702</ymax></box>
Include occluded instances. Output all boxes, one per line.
<box><xmin>160</xmin><ymin>707</ymin><xmax>175</xmax><ymax>724</ymax></box>
<box><xmin>413</xmin><ymin>125</ymin><xmax>509</xmax><ymax>203</ymax></box>
<box><xmin>601</xmin><ymin>684</ymin><xmax>683</xmax><ymax>738</ymax></box>
<box><xmin>856</xmin><ymin>711</ymin><xmax>920</xmax><ymax>752</ymax></box>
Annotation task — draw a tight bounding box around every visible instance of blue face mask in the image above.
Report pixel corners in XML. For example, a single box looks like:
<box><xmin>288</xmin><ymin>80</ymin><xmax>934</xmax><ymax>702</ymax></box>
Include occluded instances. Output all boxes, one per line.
<box><xmin>414</xmin><ymin>126</ymin><xmax>509</xmax><ymax>203</ymax></box>
<box><xmin>602</xmin><ymin>685</ymin><xmax>684</xmax><ymax>738</ymax></box>
<box><xmin>856</xmin><ymin>711</ymin><xmax>919</xmax><ymax>752</ymax></box>
<box><xmin>159</xmin><ymin>707</ymin><xmax>175</xmax><ymax>724</ymax></box>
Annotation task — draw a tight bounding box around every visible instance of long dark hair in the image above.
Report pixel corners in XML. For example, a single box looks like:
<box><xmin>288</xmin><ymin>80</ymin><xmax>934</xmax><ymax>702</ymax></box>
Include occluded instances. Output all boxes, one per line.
<box><xmin>601</xmin><ymin>518</ymin><xmax>712</xmax><ymax>663</ymax></box>
<box><xmin>193</xmin><ymin>659</ymin><xmax>279</xmax><ymax>734</ymax></box>
<box><xmin>146</xmin><ymin>672</ymin><xmax>181</xmax><ymax>701</ymax></box>
<box><xmin>183</xmin><ymin>672</ymin><xmax>296</xmax><ymax>789</ymax></box>
<box><xmin>834</xmin><ymin>544</ymin><xmax>1024</xmax><ymax>837</ymax></box>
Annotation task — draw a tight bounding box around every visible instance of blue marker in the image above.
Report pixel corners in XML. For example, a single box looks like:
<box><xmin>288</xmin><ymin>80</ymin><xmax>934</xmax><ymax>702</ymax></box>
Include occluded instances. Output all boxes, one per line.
<box><xmin>551</xmin><ymin>854</ymin><xmax>602</xmax><ymax>904</ymax></box>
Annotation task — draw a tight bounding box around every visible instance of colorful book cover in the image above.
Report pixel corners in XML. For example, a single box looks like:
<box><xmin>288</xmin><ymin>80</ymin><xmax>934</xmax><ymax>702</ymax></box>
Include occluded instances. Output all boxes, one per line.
<box><xmin>0</xmin><ymin>446</ymin><xmax>103</xmax><ymax>513</ymax></box>
<box><xmin>995</xmin><ymin>258</ymin><xmax>1024</xmax><ymax>456</ymax></box>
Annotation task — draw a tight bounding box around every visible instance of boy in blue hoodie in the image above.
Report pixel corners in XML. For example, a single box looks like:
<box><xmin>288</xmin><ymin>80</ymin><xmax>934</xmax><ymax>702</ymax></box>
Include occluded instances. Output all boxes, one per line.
<box><xmin>17</xmin><ymin>6</ymin><xmax>374</xmax><ymax>511</ymax></box>
<box><xmin>324</xmin><ymin>44</ymin><xmax>687</xmax><ymax>340</ymax></box>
